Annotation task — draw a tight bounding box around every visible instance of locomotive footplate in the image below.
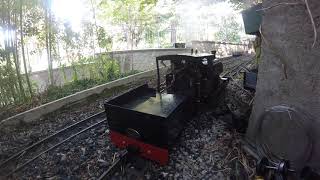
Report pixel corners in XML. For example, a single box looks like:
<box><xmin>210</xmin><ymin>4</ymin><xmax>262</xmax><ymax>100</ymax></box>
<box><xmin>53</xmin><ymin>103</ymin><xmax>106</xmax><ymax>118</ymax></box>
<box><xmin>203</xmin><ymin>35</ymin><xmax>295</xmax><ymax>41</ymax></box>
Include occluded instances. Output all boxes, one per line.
<box><xmin>105</xmin><ymin>84</ymin><xmax>190</xmax><ymax>165</ymax></box>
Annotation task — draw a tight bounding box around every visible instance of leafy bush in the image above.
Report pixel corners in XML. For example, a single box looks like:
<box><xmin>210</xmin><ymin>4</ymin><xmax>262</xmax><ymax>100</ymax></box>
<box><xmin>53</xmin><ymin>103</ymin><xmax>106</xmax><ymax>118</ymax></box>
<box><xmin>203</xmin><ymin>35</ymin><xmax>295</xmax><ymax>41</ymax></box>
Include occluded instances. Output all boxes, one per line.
<box><xmin>0</xmin><ymin>53</ymin><xmax>139</xmax><ymax>119</ymax></box>
<box><xmin>43</xmin><ymin>68</ymin><xmax>138</xmax><ymax>103</ymax></box>
<box><xmin>42</xmin><ymin>55</ymin><xmax>130</xmax><ymax>104</ymax></box>
<box><xmin>77</xmin><ymin>55</ymin><xmax>121</xmax><ymax>81</ymax></box>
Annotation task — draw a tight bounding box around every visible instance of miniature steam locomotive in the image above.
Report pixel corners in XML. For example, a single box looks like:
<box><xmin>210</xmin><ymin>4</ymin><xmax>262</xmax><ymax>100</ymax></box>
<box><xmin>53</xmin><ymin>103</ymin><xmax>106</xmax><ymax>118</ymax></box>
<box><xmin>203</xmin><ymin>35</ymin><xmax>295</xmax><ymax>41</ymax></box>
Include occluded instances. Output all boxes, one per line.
<box><xmin>104</xmin><ymin>53</ymin><xmax>225</xmax><ymax>165</ymax></box>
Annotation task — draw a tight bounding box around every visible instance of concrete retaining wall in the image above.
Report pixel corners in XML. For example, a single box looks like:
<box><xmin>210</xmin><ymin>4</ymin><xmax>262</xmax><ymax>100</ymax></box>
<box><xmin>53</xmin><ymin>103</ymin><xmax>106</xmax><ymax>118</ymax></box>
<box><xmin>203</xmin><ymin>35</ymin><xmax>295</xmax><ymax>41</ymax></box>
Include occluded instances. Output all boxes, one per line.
<box><xmin>29</xmin><ymin>46</ymin><xmax>251</xmax><ymax>91</ymax></box>
<box><xmin>1</xmin><ymin>69</ymin><xmax>159</xmax><ymax>127</ymax></box>
<box><xmin>190</xmin><ymin>41</ymin><xmax>252</xmax><ymax>57</ymax></box>
<box><xmin>30</xmin><ymin>65</ymin><xmax>91</xmax><ymax>91</ymax></box>
<box><xmin>30</xmin><ymin>48</ymin><xmax>189</xmax><ymax>91</ymax></box>
<box><xmin>108</xmin><ymin>48</ymin><xmax>190</xmax><ymax>73</ymax></box>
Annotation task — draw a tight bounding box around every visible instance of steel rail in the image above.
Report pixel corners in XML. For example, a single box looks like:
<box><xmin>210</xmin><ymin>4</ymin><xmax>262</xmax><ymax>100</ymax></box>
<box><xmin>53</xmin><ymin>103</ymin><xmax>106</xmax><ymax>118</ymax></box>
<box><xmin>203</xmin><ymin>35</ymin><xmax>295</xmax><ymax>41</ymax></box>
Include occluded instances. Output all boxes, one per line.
<box><xmin>221</xmin><ymin>59</ymin><xmax>254</xmax><ymax>78</ymax></box>
<box><xmin>5</xmin><ymin>119</ymin><xmax>107</xmax><ymax>178</ymax></box>
<box><xmin>0</xmin><ymin>111</ymin><xmax>105</xmax><ymax>169</ymax></box>
<box><xmin>97</xmin><ymin>150</ymin><xmax>129</xmax><ymax>180</ymax></box>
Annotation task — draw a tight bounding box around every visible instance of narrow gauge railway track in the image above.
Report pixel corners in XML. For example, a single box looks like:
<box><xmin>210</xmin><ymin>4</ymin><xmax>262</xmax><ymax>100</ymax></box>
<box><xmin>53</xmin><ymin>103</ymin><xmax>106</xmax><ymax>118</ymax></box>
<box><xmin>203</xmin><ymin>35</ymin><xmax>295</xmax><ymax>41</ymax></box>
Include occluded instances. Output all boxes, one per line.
<box><xmin>221</xmin><ymin>58</ymin><xmax>254</xmax><ymax>78</ymax></box>
<box><xmin>216</xmin><ymin>56</ymin><xmax>236</xmax><ymax>66</ymax></box>
<box><xmin>0</xmin><ymin>111</ymin><xmax>106</xmax><ymax>178</ymax></box>
<box><xmin>223</xmin><ymin>60</ymin><xmax>244</xmax><ymax>71</ymax></box>
<box><xmin>216</xmin><ymin>55</ymin><xmax>254</xmax><ymax>77</ymax></box>
<box><xmin>98</xmin><ymin>150</ymin><xmax>131</xmax><ymax>180</ymax></box>
<box><xmin>97</xmin><ymin>150</ymin><xmax>150</xmax><ymax>180</ymax></box>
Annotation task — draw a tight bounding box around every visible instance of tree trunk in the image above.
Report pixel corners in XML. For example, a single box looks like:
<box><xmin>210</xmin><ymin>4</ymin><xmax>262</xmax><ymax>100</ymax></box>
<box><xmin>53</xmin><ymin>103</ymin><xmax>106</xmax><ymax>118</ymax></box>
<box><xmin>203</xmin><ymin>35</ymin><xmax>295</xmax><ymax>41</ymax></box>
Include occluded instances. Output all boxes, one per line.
<box><xmin>20</xmin><ymin>0</ymin><xmax>33</xmax><ymax>97</ymax></box>
<box><xmin>91</xmin><ymin>26</ymin><xmax>96</xmax><ymax>59</ymax></box>
<box><xmin>26</xmin><ymin>44</ymin><xmax>32</xmax><ymax>72</ymax></box>
<box><xmin>13</xmin><ymin>28</ymin><xmax>26</xmax><ymax>100</ymax></box>
<box><xmin>48</xmin><ymin>0</ymin><xmax>54</xmax><ymax>82</ymax></box>
<box><xmin>170</xmin><ymin>21</ymin><xmax>176</xmax><ymax>44</ymax></box>
<box><xmin>45</xmin><ymin>0</ymin><xmax>54</xmax><ymax>86</ymax></box>
<box><xmin>90</xmin><ymin>0</ymin><xmax>101</xmax><ymax>54</ymax></box>
<box><xmin>10</xmin><ymin>13</ymin><xmax>25</xmax><ymax>100</ymax></box>
<box><xmin>2</xmin><ymin>1</ymin><xmax>17</xmax><ymax>103</ymax></box>
<box><xmin>4</xmin><ymin>33</ymin><xmax>17</xmax><ymax>103</ymax></box>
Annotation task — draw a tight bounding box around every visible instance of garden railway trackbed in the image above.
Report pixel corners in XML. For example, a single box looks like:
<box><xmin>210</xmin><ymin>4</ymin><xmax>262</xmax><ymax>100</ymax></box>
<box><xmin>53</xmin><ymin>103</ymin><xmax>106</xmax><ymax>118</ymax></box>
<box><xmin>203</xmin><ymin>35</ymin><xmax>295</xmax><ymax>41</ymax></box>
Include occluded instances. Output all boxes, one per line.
<box><xmin>0</xmin><ymin>55</ymin><xmax>256</xmax><ymax>179</ymax></box>
<box><xmin>0</xmin><ymin>112</ymin><xmax>106</xmax><ymax>178</ymax></box>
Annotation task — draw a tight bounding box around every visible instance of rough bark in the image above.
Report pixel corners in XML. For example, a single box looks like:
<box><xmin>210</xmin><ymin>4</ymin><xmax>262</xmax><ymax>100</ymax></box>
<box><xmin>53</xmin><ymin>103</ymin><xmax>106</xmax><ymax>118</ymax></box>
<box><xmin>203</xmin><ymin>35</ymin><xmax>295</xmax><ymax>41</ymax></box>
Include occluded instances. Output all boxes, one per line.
<box><xmin>45</xmin><ymin>0</ymin><xmax>54</xmax><ymax>85</ymax></box>
<box><xmin>20</xmin><ymin>0</ymin><xmax>33</xmax><ymax>97</ymax></box>
<box><xmin>247</xmin><ymin>0</ymin><xmax>320</xmax><ymax>170</ymax></box>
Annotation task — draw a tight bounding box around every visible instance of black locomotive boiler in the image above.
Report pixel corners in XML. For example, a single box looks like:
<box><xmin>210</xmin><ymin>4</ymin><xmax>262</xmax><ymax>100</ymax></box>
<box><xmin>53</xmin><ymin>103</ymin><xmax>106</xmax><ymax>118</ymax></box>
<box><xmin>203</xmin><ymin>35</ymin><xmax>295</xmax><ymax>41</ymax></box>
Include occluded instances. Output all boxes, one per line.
<box><xmin>104</xmin><ymin>53</ymin><xmax>225</xmax><ymax>165</ymax></box>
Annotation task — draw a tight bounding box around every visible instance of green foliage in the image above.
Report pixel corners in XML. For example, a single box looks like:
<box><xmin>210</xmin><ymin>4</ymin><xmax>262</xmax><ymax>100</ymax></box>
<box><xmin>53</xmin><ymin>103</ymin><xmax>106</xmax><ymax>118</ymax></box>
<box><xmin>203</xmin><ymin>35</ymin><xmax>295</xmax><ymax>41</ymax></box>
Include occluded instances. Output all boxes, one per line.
<box><xmin>83</xmin><ymin>55</ymin><xmax>121</xmax><ymax>81</ymax></box>
<box><xmin>0</xmin><ymin>0</ymin><xmax>143</xmax><ymax>114</ymax></box>
<box><xmin>214</xmin><ymin>15</ymin><xmax>242</xmax><ymax>43</ymax></box>
<box><xmin>99</xmin><ymin>0</ymin><xmax>157</xmax><ymax>49</ymax></box>
<box><xmin>43</xmin><ymin>79</ymin><xmax>101</xmax><ymax>102</ymax></box>
<box><xmin>1</xmin><ymin>0</ymin><xmax>255</xmax><ymax>114</ymax></box>
<box><xmin>228</xmin><ymin>0</ymin><xmax>262</xmax><ymax>10</ymax></box>
<box><xmin>0</xmin><ymin>0</ymin><xmax>31</xmax><ymax>106</ymax></box>
<box><xmin>97</xmin><ymin>26</ymin><xmax>112</xmax><ymax>51</ymax></box>
<box><xmin>22</xmin><ymin>6</ymin><xmax>43</xmax><ymax>37</ymax></box>
<box><xmin>42</xmin><ymin>66</ymin><xmax>138</xmax><ymax>104</ymax></box>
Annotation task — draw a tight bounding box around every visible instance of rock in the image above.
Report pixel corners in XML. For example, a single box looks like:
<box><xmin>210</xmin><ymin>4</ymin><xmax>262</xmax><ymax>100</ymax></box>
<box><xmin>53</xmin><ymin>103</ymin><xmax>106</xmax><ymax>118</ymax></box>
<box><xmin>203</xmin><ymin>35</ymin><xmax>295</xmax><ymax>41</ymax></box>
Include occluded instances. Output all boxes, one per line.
<box><xmin>89</xmin><ymin>143</ymin><xmax>95</xmax><ymax>149</ymax></box>
<box><xmin>97</xmin><ymin>139</ymin><xmax>105</xmax><ymax>146</ymax></box>
<box><xmin>175</xmin><ymin>163</ymin><xmax>183</xmax><ymax>170</ymax></box>
<box><xmin>216</xmin><ymin>172</ymin><xmax>224</xmax><ymax>179</ymax></box>
<box><xmin>145</xmin><ymin>173</ymin><xmax>151</xmax><ymax>180</ymax></box>
<box><xmin>174</xmin><ymin>173</ymin><xmax>180</xmax><ymax>180</ymax></box>
<box><xmin>97</xmin><ymin>128</ymin><xmax>105</xmax><ymax>134</ymax></box>
<box><xmin>97</xmin><ymin>159</ymin><xmax>108</xmax><ymax>167</ymax></box>
<box><xmin>161</xmin><ymin>172</ymin><xmax>168</xmax><ymax>178</ymax></box>
<box><xmin>210</xmin><ymin>175</ymin><xmax>218</xmax><ymax>180</ymax></box>
<box><xmin>45</xmin><ymin>176</ymin><xmax>59</xmax><ymax>180</ymax></box>
<box><xmin>222</xmin><ymin>114</ymin><xmax>233</xmax><ymax>125</ymax></box>
<box><xmin>60</xmin><ymin>154</ymin><xmax>67</xmax><ymax>162</ymax></box>
<box><xmin>86</xmin><ymin>138</ymin><xmax>93</xmax><ymax>144</ymax></box>
<box><xmin>209</xmin><ymin>160</ymin><xmax>215</xmax><ymax>166</ymax></box>
<box><xmin>73</xmin><ymin>166</ymin><xmax>79</xmax><ymax>171</ymax></box>
<box><xmin>197</xmin><ymin>157</ymin><xmax>203</xmax><ymax>163</ymax></box>
<box><xmin>213</xmin><ymin>107</ymin><xmax>223</xmax><ymax>115</ymax></box>
<box><xmin>183</xmin><ymin>151</ymin><xmax>188</xmax><ymax>156</ymax></box>
<box><xmin>201</xmin><ymin>170</ymin><xmax>207</xmax><ymax>175</ymax></box>
<box><xmin>232</xmin><ymin>109</ymin><xmax>243</xmax><ymax>119</ymax></box>
<box><xmin>81</xmin><ymin>147</ymin><xmax>86</xmax><ymax>156</ymax></box>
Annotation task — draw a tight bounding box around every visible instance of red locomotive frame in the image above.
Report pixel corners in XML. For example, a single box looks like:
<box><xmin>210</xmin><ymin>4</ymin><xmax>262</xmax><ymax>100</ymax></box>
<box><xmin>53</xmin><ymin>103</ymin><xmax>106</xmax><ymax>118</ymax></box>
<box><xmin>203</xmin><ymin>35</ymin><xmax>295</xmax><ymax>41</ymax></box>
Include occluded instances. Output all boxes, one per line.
<box><xmin>110</xmin><ymin>130</ymin><xmax>168</xmax><ymax>165</ymax></box>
